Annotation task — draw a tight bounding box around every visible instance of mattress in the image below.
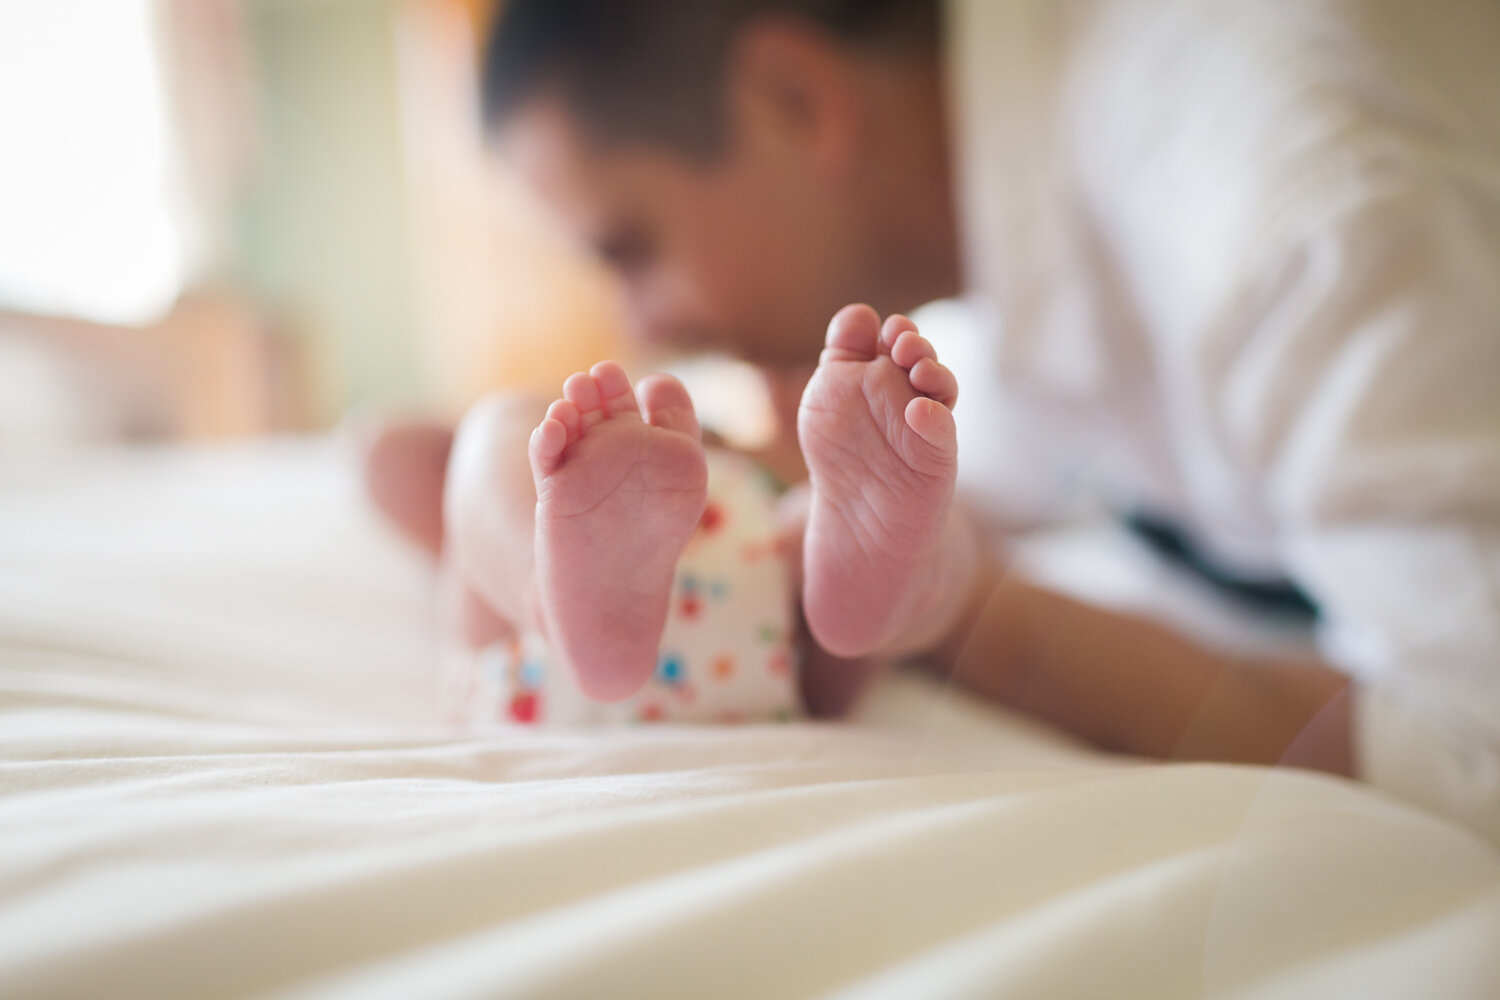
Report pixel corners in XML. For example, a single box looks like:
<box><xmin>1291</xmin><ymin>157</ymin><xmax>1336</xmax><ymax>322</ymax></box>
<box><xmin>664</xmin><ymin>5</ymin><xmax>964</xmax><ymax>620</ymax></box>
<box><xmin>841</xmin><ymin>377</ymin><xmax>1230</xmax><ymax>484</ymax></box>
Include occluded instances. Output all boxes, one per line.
<box><xmin>3</xmin><ymin>440</ymin><xmax>1498</xmax><ymax>999</ymax></box>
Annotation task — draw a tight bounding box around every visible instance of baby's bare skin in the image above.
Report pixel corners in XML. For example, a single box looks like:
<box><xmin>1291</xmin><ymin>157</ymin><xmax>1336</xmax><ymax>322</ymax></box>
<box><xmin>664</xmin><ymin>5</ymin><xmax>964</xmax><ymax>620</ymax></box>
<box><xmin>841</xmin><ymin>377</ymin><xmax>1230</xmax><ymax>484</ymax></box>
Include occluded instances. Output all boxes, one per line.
<box><xmin>799</xmin><ymin>305</ymin><xmax>961</xmax><ymax>658</ymax></box>
<box><xmin>524</xmin><ymin>308</ymin><xmax>961</xmax><ymax>697</ymax></box>
<box><xmin>527</xmin><ymin>362</ymin><xmax>707</xmax><ymax>700</ymax></box>
<box><xmin>366</xmin><ymin>307</ymin><xmax>964</xmax><ymax>708</ymax></box>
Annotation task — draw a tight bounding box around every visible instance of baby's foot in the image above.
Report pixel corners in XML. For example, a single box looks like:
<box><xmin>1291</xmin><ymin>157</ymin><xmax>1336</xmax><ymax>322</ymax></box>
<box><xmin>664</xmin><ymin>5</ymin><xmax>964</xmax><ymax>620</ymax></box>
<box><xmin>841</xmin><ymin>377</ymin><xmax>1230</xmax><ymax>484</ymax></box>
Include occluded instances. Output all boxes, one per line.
<box><xmin>798</xmin><ymin>305</ymin><xmax>959</xmax><ymax>658</ymax></box>
<box><xmin>529</xmin><ymin>362</ymin><xmax>708</xmax><ymax>700</ymax></box>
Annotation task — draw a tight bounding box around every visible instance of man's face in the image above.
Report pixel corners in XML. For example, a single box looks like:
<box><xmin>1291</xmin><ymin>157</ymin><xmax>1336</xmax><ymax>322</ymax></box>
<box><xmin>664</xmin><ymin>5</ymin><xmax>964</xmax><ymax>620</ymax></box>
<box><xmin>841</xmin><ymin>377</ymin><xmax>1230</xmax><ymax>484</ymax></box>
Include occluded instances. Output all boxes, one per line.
<box><xmin>501</xmin><ymin>100</ymin><xmax>873</xmax><ymax>368</ymax></box>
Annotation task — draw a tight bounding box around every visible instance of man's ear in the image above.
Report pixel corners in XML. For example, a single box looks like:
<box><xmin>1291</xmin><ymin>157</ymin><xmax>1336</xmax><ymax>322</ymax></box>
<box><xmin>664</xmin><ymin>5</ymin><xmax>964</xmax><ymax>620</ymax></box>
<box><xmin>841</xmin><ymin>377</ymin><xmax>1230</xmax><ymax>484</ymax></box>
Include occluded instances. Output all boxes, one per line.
<box><xmin>726</xmin><ymin>17</ymin><xmax>862</xmax><ymax>173</ymax></box>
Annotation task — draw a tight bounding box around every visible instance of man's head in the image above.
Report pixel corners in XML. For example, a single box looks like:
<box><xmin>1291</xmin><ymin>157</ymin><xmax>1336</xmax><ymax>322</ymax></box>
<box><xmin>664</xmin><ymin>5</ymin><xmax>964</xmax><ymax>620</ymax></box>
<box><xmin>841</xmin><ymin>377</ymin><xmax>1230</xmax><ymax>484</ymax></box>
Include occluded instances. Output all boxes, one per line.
<box><xmin>481</xmin><ymin>0</ymin><xmax>959</xmax><ymax>367</ymax></box>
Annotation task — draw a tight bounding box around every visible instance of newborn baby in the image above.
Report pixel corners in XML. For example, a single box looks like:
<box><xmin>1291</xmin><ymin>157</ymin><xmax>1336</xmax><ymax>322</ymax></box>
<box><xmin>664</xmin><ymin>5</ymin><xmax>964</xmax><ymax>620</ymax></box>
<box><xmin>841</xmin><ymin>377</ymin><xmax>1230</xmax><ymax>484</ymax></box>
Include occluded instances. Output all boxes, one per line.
<box><xmin>367</xmin><ymin>306</ymin><xmax>967</xmax><ymax>724</ymax></box>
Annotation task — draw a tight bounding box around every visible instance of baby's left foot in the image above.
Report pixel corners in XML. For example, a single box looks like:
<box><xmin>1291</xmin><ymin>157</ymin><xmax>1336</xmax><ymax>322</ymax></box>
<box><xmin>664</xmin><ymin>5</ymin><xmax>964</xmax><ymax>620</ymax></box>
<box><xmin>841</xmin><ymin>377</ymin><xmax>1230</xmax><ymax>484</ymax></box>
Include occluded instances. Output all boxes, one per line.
<box><xmin>798</xmin><ymin>305</ymin><xmax>959</xmax><ymax>658</ymax></box>
<box><xmin>530</xmin><ymin>363</ymin><xmax>708</xmax><ymax>700</ymax></box>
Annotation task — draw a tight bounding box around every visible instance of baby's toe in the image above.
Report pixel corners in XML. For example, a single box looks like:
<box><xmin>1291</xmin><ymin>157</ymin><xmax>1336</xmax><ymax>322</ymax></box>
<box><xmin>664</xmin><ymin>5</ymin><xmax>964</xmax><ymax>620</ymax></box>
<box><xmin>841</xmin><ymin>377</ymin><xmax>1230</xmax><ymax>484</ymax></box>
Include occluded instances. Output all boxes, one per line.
<box><xmin>909</xmin><ymin>357</ymin><xmax>958</xmax><ymax>410</ymax></box>
<box><xmin>545</xmin><ymin>398</ymin><xmax>581</xmax><ymax>441</ymax></box>
<box><xmin>637</xmin><ymin>374</ymin><xmax>701</xmax><ymax>438</ymax></box>
<box><xmin>890</xmin><ymin>328</ymin><xmax>938</xmax><ymax>370</ymax></box>
<box><xmin>562</xmin><ymin>371</ymin><xmax>607</xmax><ymax>431</ymax></box>
<box><xmin>823</xmin><ymin>304</ymin><xmax>882</xmax><ymax>362</ymax></box>
<box><xmin>880</xmin><ymin>314</ymin><xmax>918</xmax><ymax>351</ymax></box>
<box><xmin>529</xmin><ymin>416</ymin><xmax>570</xmax><ymax>474</ymax></box>
<box><xmin>904</xmin><ymin>396</ymin><xmax>958</xmax><ymax>459</ymax></box>
<box><xmin>530</xmin><ymin>399</ymin><xmax>581</xmax><ymax>474</ymax></box>
<box><xmin>590</xmin><ymin>361</ymin><xmax>640</xmax><ymax>418</ymax></box>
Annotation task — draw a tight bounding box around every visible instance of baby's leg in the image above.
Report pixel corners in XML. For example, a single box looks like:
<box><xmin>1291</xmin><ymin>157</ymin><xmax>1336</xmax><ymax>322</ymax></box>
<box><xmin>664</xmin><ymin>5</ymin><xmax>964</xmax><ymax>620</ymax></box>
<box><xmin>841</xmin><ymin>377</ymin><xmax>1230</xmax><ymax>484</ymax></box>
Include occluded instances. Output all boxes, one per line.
<box><xmin>368</xmin><ymin>377</ymin><xmax>828</xmax><ymax>720</ymax></box>
<box><xmin>529</xmin><ymin>363</ymin><xmax>708</xmax><ymax>700</ymax></box>
<box><xmin>366</xmin><ymin>392</ymin><xmax>556</xmax><ymax>640</ymax></box>
<box><xmin>361</xmin><ymin>417</ymin><xmax>516</xmax><ymax>649</ymax></box>
<box><xmin>771</xmin><ymin>485</ymin><xmax>879</xmax><ymax>718</ymax></box>
<box><xmin>361</xmin><ymin>421</ymin><xmax>452</xmax><ymax>557</ymax></box>
<box><xmin>443</xmin><ymin>392</ymin><xmax>552</xmax><ymax>630</ymax></box>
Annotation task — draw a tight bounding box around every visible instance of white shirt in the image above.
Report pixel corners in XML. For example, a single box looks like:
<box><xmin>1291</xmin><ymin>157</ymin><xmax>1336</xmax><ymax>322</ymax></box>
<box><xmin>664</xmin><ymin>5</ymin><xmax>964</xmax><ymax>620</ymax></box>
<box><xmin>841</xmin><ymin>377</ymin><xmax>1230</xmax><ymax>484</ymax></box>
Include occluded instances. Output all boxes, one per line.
<box><xmin>946</xmin><ymin>0</ymin><xmax>1500</xmax><ymax>843</ymax></box>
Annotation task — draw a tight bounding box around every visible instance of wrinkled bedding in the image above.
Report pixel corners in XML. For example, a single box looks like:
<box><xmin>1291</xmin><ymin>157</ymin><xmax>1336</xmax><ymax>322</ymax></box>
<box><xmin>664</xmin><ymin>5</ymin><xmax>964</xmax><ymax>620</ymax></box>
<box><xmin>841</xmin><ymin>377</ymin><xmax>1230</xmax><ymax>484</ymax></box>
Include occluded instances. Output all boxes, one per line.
<box><xmin>2</xmin><ymin>441</ymin><xmax>1498</xmax><ymax>999</ymax></box>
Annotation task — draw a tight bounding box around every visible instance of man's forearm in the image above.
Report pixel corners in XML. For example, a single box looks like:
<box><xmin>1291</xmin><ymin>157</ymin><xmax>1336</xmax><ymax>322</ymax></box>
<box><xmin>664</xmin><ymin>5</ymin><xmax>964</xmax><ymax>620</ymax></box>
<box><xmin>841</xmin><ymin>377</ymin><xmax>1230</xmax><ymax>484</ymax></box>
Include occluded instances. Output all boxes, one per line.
<box><xmin>928</xmin><ymin>572</ymin><xmax>1355</xmax><ymax>776</ymax></box>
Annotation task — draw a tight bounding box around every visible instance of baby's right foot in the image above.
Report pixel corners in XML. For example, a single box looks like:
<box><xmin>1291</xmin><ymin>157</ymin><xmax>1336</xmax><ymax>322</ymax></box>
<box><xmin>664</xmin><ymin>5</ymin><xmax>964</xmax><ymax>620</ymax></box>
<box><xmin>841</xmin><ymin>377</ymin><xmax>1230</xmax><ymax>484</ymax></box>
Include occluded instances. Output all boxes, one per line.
<box><xmin>798</xmin><ymin>305</ymin><xmax>959</xmax><ymax>658</ymax></box>
<box><xmin>529</xmin><ymin>363</ymin><xmax>708</xmax><ymax>701</ymax></box>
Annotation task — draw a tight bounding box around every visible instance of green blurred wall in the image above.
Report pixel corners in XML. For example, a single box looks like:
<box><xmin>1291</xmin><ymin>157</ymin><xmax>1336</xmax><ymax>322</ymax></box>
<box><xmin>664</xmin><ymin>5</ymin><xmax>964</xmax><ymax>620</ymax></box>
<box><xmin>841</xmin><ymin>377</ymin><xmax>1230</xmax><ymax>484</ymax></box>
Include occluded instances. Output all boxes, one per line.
<box><xmin>232</xmin><ymin>0</ymin><xmax>425</xmax><ymax>423</ymax></box>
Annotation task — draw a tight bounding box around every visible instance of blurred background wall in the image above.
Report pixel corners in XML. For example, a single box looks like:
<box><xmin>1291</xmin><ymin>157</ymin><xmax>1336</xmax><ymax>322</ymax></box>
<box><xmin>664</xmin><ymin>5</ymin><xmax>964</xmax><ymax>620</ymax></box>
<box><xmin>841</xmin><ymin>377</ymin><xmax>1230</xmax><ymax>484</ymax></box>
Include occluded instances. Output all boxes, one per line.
<box><xmin>232</xmin><ymin>0</ymin><xmax>426</xmax><ymax>420</ymax></box>
<box><xmin>0</xmin><ymin>0</ymin><xmax>628</xmax><ymax>448</ymax></box>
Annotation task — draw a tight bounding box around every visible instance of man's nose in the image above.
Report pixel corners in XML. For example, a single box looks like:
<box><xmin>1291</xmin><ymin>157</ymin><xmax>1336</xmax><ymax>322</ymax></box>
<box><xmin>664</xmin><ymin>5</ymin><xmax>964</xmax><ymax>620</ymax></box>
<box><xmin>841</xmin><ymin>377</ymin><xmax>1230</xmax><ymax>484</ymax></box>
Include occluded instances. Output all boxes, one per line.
<box><xmin>622</xmin><ymin>282</ymin><xmax>708</xmax><ymax>349</ymax></box>
<box><xmin>619</xmin><ymin>293</ymin><xmax>669</xmax><ymax>345</ymax></box>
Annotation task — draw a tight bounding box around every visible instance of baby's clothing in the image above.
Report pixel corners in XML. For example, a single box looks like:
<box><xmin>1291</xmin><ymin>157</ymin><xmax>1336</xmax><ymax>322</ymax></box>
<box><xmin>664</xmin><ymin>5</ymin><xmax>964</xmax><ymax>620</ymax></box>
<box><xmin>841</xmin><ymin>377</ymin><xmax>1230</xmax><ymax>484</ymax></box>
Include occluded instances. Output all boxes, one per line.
<box><xmin>450</xmin><ymin>450</ymin><xmax>801</xmax><ymax>725</ymax></box>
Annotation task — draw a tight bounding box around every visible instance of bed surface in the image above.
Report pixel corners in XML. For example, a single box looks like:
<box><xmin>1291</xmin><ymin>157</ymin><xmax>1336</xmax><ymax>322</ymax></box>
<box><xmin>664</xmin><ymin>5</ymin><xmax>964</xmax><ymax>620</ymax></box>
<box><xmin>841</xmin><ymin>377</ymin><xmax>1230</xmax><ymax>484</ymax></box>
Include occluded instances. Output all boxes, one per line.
<box><xmin>3</xmin><ymin>441</ymin><xmax>1499</xmax><ymax>999</ymax></box>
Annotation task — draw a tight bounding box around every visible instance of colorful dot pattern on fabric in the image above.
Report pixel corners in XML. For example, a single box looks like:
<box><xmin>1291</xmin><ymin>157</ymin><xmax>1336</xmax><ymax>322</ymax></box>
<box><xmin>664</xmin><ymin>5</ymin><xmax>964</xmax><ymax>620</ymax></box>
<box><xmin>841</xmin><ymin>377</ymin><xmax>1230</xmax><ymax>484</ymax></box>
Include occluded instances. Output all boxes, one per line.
<box><xmin>447</xmin><ymin>450</ymin><xmax>800</xmax><ymax>727</ymax></box>
<box><xmin>509</xmin><ymin>692</ymin><xmax>539</xmax><ymax>724</ymax></box>
<box><xmin>699</xmin><ymin>501</ymin><xmax>725</xmax><ymax>534</ymax></box>
<box><xmin>657</xmin><ymin>653</ymin><xmax>685</xmax><ymax>685</ymax></box>
<box><xmin>518</xmin><ymin>659</ymin><xmax>544</xmax><ymax>690</ymax></box>
<box><xmin>676</xmin><ymin>572</ymin><xmax>733</xmax><ymax>623</ymax></box>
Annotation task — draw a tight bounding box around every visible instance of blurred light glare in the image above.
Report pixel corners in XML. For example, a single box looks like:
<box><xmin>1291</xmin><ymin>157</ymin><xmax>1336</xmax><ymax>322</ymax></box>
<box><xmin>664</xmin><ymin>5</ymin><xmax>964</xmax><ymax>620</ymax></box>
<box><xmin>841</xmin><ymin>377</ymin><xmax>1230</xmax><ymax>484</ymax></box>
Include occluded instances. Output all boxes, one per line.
<box><xmin>0</xmin><ymin>0</ymin><xmax>184</xmax><ymax>325</ymax></box>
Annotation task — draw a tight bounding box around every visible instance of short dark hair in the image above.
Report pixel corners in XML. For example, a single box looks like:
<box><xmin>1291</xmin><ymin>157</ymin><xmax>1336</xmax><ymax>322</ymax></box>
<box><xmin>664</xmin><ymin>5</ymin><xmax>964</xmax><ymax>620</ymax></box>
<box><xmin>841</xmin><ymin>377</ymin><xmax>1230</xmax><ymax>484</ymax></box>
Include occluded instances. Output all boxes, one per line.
<box><xmin>480</xmin><ymin>0</ymin><xmax>940</xmax><ymax>157</ymax></box>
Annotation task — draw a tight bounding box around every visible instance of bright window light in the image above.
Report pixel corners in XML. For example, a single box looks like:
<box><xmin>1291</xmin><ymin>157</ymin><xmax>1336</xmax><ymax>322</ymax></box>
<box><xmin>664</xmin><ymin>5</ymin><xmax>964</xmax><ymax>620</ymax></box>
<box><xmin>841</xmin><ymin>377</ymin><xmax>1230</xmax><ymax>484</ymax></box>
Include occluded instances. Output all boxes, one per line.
<box><xmin>0</xmin><ymin>0</ymin><xmax>184</xmax><ymax>325</ymax></box>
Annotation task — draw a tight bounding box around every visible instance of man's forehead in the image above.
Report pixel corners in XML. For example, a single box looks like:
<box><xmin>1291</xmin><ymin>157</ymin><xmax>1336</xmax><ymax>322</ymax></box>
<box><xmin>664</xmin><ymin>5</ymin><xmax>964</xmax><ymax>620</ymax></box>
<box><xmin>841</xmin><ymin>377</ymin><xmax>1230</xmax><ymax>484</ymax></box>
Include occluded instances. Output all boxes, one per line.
<box><xmin>501</xmin><ymin>101</ymin><xmax>668</xmax><ymax>228</ymax></box>
<box><xmin>499</xmin><ymin>102</ymin><xmax>598</xmax><ymax>196</ymax></box>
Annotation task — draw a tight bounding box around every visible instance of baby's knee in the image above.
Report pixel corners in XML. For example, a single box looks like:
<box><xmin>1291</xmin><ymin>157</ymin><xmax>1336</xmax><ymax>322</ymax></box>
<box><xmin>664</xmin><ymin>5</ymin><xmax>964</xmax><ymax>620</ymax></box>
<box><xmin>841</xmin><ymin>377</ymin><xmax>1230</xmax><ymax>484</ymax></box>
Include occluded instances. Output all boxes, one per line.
<box><xmin>446</xmin><ymin>391</ymin><xmax>548</xmax><ymax>526</ymax></box>
<box><xmin>449</xmin><ymin>391</ymin><xmax>548</xmax><ymax>474</ymax></box>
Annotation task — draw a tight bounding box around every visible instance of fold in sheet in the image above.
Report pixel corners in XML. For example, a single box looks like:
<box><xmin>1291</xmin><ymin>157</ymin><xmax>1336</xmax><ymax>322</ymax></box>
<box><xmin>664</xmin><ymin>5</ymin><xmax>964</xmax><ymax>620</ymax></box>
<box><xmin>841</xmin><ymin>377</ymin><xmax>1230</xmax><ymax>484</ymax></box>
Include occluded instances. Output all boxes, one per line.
<box><xmin>2</xmin><ymin>442</ymin><xmax>1498</xmax><ymax>999</ymax></box>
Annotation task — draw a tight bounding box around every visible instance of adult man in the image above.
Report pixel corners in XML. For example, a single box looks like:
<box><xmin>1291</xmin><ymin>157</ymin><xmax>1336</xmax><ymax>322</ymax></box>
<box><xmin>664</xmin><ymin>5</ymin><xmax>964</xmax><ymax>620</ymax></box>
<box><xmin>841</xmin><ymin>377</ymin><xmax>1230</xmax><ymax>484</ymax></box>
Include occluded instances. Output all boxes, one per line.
<box><xmin>375</xmin><ymin>0</ymin><xmax>1500</xmax><ymax>841</ymax></box>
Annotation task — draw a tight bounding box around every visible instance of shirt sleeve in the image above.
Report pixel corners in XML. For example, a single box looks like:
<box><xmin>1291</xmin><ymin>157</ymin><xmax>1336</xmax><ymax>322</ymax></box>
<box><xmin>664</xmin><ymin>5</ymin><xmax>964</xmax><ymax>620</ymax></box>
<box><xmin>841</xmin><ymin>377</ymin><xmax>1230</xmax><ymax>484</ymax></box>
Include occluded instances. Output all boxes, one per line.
<box><xmin>1068</xmin><ymin>1</ymin><xmax>1500</xmax><ymax>843</ymax></box>
<box><xmin>1212</xmin><ymin>188</ymin><xmax>1500</xmax><ymax>848</ymax></box>
<box><xmin>1228</xmin><ymin>165</ymin><xmax>1500</xmax><ymax>844</ymax></box>
<box><xmin>1224</xmin><ymin>143</ymin><xmax>1500</xmax><ymax>847</ymax></box>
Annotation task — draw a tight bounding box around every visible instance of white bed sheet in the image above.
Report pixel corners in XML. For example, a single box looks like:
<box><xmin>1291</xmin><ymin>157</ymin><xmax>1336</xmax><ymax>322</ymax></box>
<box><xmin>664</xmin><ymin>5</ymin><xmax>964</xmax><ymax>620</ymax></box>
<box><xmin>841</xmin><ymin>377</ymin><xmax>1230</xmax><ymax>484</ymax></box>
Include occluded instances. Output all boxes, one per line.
<box><xmin>2</xmin><ymin>440</ymin><xmax>1498</xmax><ymax>999</ymax></box>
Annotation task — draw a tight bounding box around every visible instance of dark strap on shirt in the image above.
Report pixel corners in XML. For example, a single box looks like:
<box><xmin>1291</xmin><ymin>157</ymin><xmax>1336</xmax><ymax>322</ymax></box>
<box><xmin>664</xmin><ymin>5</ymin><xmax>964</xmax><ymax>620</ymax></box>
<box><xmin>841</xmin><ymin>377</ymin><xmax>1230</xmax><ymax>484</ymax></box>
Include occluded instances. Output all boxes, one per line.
<box><xmin>1122</xmin><ymin>511</ymin><xmax>1319</xmax><ymax>619</ymax></box>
